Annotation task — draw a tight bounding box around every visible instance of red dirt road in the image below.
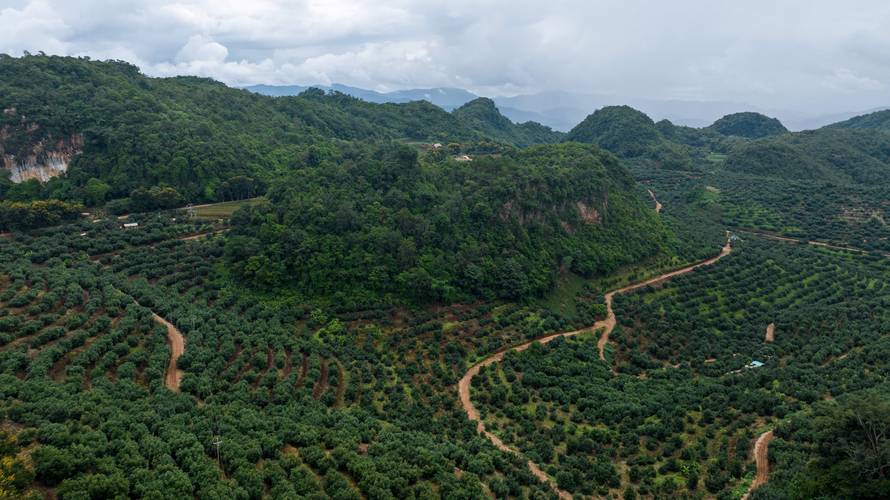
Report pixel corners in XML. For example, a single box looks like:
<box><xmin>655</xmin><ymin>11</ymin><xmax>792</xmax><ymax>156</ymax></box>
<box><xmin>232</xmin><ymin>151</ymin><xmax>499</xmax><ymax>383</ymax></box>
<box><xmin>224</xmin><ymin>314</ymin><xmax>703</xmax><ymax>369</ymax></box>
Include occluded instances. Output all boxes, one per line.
<box><xmin>153</xmin><ymin>313</ymin><xmax>185</xmax><ymax>392</ymax></box>
<box><xmin>458</xmin><ymin>234</ymin><xmax>733</xmax><ymax>497</ymax></box>
<box><xmin>596</xmin><ymin>236</ymin><xmax>732</xmax><ymax>359</ymax></box>
<box><xmin>742</xmin><ymin>430</ymin><xmax>774</xmax><ymax>500</ymax></box>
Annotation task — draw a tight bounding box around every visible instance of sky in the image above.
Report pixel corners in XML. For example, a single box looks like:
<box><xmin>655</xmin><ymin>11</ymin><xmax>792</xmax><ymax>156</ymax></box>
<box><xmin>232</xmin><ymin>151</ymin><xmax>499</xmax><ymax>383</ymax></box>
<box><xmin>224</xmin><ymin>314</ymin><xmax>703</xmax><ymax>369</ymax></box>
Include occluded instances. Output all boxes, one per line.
<box><xmin>2</xmin><ymin>0</ymin><xmax>890</xmax><ymax>115</ymax></box>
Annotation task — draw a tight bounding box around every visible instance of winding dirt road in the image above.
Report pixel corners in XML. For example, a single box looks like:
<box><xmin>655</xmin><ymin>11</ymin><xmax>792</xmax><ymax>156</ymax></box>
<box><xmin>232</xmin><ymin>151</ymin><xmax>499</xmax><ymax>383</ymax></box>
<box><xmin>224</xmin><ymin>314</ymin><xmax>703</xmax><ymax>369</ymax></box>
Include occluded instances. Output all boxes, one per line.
<box><xmin>152</xmin><ymin>313</ymin><xmax>185</xmax><ymax>392</ymax></box>
<box><xmin>458</xmin><ymin>235</ymin><xmax>733</xmax><ymax>497</ymax></box>
<box><xmin>742</xmin><ymin>430</ymin><xmax>774</xmax><ymax>500</ymax></box>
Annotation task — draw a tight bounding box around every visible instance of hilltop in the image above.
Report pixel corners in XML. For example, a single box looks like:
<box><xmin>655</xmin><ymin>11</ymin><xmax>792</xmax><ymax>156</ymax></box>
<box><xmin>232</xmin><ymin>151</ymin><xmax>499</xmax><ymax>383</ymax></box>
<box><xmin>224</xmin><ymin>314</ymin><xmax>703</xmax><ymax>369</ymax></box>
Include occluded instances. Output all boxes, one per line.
<box><xmin>708</xmin><ymin>112</ymin><xmax>788</xmax><ymax>138</ymax></box>
<box><xmin>565</xmin><ymin>106</ymin><xmax>692</xmax><ymax>169</ymax></box>
<box><xmin>452</xmin><ymin>98</ymin><xmax>563</xmax><ymax>147</ymax></box>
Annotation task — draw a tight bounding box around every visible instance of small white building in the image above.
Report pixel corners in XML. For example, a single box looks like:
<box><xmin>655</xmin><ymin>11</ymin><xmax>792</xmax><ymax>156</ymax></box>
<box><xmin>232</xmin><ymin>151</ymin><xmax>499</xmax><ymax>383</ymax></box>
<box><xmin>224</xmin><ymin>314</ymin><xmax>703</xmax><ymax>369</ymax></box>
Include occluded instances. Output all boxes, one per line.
<box><xmin>122</xmin><ymin>222</ymin><xmax>139</xmax><ymax>229</ymax></box>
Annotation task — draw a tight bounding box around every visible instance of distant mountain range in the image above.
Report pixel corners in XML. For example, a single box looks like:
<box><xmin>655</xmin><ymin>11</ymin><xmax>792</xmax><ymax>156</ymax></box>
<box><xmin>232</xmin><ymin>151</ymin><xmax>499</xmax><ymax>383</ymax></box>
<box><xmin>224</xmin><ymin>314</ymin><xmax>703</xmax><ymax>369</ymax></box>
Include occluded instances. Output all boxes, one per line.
<box><xmin>244</xmin><ymin>84</ymin><xmax>888</xmax><ymax>132</ymax></box>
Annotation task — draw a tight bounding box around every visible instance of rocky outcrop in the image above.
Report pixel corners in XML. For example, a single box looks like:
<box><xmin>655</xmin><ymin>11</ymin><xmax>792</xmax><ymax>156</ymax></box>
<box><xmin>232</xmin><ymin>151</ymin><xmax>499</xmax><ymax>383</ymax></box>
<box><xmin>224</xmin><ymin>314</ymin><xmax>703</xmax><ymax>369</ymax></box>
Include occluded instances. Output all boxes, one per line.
<box><xmin>498</xmin><ymin>197</ymin><xmax>607</xmax><ymax>228</ymax></box>
<box><xmin>1</xmin><ymin>112</ymin><xmax>82</xmax><ymax>183</ymax></box>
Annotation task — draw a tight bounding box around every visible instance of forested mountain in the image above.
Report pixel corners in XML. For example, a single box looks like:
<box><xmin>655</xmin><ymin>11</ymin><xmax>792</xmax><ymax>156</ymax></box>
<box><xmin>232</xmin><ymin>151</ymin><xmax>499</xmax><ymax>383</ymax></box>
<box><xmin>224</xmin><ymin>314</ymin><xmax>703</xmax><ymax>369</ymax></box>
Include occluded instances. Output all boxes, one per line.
<box><xmin>226</xmin><ymin>142</ymin><xmax>669</xmax><ymax>304</ymax></box>
<box><xmin>564</xmin><ymin>106</ymin><xmax>692</xmax><ymax>169</ymax></box>
<box><xmin>707</xmin><ymin>111</ymin><xmax>788</xmax><ymax>138</ymax></box>
<box><xmin>825</xmin><ymin>108</ymin><xmax>890</xmax><ymax>130</ymax></box>
<box><xmin>452</xmin><ymin>98</ymin><xmax>564</xmax><ymax>147</ymax></box>
<box><xmin>0</xmin><ymin>55</ymin><xmax>556</xmax><ymax>207</ymax></box>
<box><xmin>4</xmin><ymin>48</ymin><xmax>890</xmax><ymax>500</ymax></box>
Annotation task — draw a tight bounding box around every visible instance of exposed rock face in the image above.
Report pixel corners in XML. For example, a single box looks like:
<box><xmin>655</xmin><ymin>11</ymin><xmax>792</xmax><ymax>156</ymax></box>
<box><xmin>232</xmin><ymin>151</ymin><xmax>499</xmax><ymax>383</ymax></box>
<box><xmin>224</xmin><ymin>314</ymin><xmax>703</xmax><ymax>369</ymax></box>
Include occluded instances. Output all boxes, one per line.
<box><xmin>1</xmin><ymin>115</ymin><xmax>82</xmax><ymax>183</ymax></box>
<box><xmin>5</xmin><ymin>151</ymin><xmax>72</xmax><ymax>183</ymax></box>
<box><xmin>498</xmin><ymin>198</ymin><xmax>607</xmax><ymax>230</ymax></box>
<box><xmin>575</xmin><ymin>201</ymin><xmax>601</xmax><ymax>224</ymax></box>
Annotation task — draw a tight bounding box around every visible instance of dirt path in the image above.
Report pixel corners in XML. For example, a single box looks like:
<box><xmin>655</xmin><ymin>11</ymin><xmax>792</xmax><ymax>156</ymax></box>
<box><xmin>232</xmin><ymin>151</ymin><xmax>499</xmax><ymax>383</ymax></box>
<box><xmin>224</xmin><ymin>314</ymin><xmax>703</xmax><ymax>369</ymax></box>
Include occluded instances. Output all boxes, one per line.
<box><xmin>765</xmin><ymin>323</ymin><xmax>775</xmax><ymax>343</ymax></box>
<box><xmin>178</xmin><ymin>229</ymin><xmax>228</xmax><ymax>241</ymax></box>
<box><xmin>742</xmin><ymin>430</ymin><xmax>774</xmax><ymax>500</ymax></box>
<box><xmin>596</xmin><ymin>236</ymin><xmax>732</xmax><ymax>359</ymax></box>
<box><xmin>313</xmin><ymin>359</ymin><xmax>329</xmax><ymax>399</ymax></box>
<box><xmin>458</xmin><ymin>235</ymin><xmax>733</xmax><ymax>497</ymax></box>
<box><xmin>735</xmin><ymin>228</ymin><xmax>890</xmax><ymax>258</ymax></box>
<box><xmin>648</xmin><ymin>189</ymin><xmax>663</xmax><ymax>213</ymax></box>
<box><xmin>152</xmin><ymin>313</ymin><xmax>185</xmax><ymax>392</ymax></box>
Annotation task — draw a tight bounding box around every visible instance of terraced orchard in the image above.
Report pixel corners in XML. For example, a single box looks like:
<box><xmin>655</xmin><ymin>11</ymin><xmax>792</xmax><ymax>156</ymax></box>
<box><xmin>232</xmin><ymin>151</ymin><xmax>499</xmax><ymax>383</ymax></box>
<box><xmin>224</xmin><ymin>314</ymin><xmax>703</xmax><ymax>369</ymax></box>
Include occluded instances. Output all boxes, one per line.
<box><xmin>470</xmin><ymin>237</ymin><xmax>890</xmax><ymax>498</ymax></box>
<box><xmin>0</xmin><ymin>215</ymin><xmax>563</xmax><ymax>499</ymax></box>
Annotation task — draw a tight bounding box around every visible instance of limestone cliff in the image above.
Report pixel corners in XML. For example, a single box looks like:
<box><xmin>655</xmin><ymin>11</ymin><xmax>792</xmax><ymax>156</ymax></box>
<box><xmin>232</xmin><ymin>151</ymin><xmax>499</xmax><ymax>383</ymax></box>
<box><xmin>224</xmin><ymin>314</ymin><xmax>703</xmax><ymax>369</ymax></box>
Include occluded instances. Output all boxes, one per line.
<box><xmin>1</xmin><ymin>107</ymin><xmax>82</xmax><ymax>183</ymax></box>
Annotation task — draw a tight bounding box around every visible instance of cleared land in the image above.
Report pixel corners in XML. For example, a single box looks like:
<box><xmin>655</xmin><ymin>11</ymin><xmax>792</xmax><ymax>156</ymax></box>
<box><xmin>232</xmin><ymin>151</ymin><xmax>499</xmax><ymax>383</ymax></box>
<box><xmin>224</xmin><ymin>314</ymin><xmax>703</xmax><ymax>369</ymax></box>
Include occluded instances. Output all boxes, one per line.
<box><xmin>192</xmin><ymin>197</ymin><xmax>265</xmax><ymax>219</ymax></box>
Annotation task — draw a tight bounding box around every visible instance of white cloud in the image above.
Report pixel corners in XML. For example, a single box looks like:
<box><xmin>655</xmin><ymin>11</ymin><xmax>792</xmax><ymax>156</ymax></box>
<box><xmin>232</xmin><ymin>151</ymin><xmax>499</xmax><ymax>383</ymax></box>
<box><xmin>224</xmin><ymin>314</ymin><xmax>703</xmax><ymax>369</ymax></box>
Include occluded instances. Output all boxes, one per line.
<box><xmin>1</xmin><ymin>0</ymin><xmax>890</xmax><ymax>114</ymax></box>
<box><xmin>175</xmin><ymin>35</ymin><xmax>228</xmax><ymax>63</ymax></box>
<box><xmin>0</xmin><ymin>0</ymin><xmax>70</xmax><ymax>55</ymax></box>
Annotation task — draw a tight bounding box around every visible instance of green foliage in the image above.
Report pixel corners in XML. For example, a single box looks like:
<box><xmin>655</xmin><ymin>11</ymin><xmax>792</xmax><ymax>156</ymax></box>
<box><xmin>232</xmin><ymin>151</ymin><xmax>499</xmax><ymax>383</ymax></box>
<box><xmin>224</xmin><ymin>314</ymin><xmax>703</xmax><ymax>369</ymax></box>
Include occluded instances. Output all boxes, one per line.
<box><xmin>708</xmin><ymin>112</ymin><xmax>788</xmax><ymax>139</ymax></box>
<box><xmin>763</xmin><ymin>389</ymin><xmax>890</xmax><ymax>499</ymax></box>
<box><xmin>226</xmin><ymin>142</ymin><xmax>669</xmax><ymax>304</ymax></box>
<box><xmin>565</xmin><ymin>106</ymin><xmax>692</xmax><ymax>169</ymax></box>
<box><xmin>452</xmin><ymin>98</ymin><xmax>564</xmax><ymax>147</ymax></box>
<box><xmin>0</xmin><ymin>216</ymin><xmax>556</xmax><ymax>499</ymax></box>
<box><xmin>0</xmin><ymin>199</ymin><xmax>83</xmax><ymax>231</ymax></box>
<box><xmin>1</xmin><ymin>55</ymin><xmax>557</xmax><ymax>209</ymax></box>
<box><xmin>724</xmin><ymin>129</ymin><xmax>890</xmax><ymax>184</ymax></box>
<box><xmin>825</xmin><ymin>108</ymin><xmax>890</xmax><ymax>131</ymax></box>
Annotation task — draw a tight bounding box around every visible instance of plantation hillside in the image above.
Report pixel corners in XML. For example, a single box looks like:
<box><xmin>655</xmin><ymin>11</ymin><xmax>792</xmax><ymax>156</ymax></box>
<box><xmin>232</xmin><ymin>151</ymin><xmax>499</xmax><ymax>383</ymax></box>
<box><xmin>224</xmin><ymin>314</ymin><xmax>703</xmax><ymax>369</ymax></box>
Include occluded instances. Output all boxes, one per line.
<box><xmin>723</xmin><ymin>128</ymin><xmax>890</xmax><ymax>183</ymax></box>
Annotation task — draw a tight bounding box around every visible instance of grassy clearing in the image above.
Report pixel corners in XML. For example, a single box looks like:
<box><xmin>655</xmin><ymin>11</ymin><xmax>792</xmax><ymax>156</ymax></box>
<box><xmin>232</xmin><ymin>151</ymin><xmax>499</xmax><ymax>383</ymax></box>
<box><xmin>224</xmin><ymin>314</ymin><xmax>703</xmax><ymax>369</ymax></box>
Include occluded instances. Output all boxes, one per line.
<box><xmin>535</xmin><ymin>272</ymin><xmax>586</xmax><ymax>319</ymax></box>
<box><xmin>193</xmin><ymin>197</ymin><xmax>265</xmax><ymax>219</ymax></box>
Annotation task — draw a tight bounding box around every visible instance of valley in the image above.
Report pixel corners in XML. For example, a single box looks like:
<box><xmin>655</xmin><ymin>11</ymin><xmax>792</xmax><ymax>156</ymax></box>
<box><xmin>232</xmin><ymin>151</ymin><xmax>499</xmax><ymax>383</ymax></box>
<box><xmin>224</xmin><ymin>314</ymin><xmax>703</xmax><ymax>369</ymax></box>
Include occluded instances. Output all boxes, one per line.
<box><xmin>1</xmin><ymin>54</ymin><xmax>889</xmax><ymax>500</ymax></box>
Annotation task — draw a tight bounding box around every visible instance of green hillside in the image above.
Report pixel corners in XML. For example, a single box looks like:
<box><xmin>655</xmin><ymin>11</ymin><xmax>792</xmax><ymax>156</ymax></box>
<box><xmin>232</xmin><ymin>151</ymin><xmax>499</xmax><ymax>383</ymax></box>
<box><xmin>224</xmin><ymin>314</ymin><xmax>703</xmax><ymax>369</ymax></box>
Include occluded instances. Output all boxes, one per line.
<box><xmin>825</xmin><ymin>108</ymin><xmax>890</xmax><ymax>130</ymax></box>
<box><xmin>451</xmin><ymin>97</ymin><xmax>564</xmax><ymax>147</ymax></box>
<box><xmin>0</xmin><ymin>55</ymin><xmax>557</xmax><ymax>206</ymax></box>
<box><xmin>227</xmin><ymin>142</ymin><xmax>670</xmax><ymax>304</ymax></box>
<box><xmin>724</xmin><ymin>128</ymin><xmax>890</xmax><ymax>183</ymax></box>
<box><xmin>565</xmin><ymin>106</ymin><xmax>692</xmax><ymax>169</ymax></box>
<box><xmin>708</xmin><ymin>111</ymin><xmax>788</xmax><ymax>138</ymax></box>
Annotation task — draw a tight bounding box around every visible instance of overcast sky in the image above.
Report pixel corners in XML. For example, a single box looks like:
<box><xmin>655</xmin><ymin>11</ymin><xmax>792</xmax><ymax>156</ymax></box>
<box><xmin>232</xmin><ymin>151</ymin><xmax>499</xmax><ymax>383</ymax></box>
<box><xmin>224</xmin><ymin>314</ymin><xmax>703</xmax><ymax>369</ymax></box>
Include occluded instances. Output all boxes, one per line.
<box><xmin>2</xmin><ymin>0</ymin><xmax>890</xmax><ymax>114</ymax></box>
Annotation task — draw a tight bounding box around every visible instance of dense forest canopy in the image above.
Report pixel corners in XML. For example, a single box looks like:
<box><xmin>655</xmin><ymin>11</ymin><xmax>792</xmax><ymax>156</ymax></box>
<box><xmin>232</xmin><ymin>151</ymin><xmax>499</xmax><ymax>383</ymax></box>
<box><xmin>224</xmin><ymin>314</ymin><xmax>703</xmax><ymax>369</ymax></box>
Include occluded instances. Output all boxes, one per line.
<box><xmin>825</xmin><ymin>108</ymin><xmax>890</xmax><ymax>131</ymax></box>
<box><xmin>707</xmin><ymin>112</ymin><xmax>788</xmax><ymax>139</ymax></box>
<box><xmin>226</xmin><ymin>142</ymin><xmax>669</xmax><ymax>304</ymax></box>
<box><xmin>452</xmin><ymin>98</ymin><xmax>564</xmax><ymax>147</ymax></box>
<box><xmin>0</xmin><ymin>55</ymin><xmax>558</xmax><ymax>207</ymax></box>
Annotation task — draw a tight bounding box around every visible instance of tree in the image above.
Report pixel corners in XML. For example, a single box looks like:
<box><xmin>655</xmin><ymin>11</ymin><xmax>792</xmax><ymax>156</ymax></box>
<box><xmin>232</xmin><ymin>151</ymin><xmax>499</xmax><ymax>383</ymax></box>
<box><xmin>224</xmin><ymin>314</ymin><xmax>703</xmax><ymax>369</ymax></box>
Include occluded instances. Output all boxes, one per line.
<box><xmin>82</xmin><ymin>178</ymin><xmax>111</xmax><ymax>206</ymax></box>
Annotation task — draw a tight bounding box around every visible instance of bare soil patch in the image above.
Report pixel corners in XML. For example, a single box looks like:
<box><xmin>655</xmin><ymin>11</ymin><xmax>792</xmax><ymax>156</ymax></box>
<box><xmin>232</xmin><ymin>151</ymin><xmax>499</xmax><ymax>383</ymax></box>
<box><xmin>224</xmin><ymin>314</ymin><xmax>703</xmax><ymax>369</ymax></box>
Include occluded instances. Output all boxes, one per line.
<box><xmin>742</xmin><ymin>431</ymin><xmax>774</xmax><ymax>500</ymax></box>
<box><xmin>153</xmin><ymin>313</ymin><xmax>184</xmax><ymax>392</ymax></box>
